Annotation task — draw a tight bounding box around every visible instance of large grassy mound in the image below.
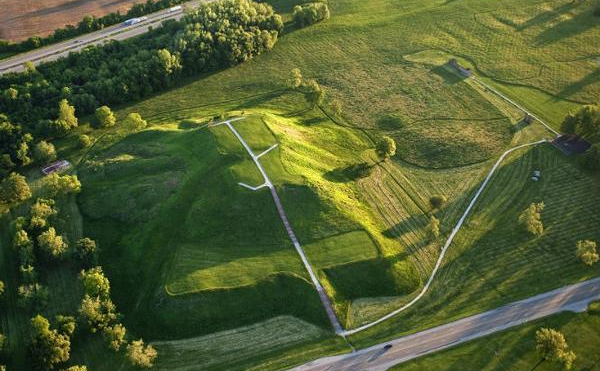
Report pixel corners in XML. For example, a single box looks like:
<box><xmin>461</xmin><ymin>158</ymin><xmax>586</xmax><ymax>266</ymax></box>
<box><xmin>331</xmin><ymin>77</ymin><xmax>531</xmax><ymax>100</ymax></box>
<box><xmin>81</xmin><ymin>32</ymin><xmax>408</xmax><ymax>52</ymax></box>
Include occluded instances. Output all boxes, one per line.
<box><xmin>74</xmin><ymin>110</ymin><xmax>423</xmax><ymax>342</ymax></box>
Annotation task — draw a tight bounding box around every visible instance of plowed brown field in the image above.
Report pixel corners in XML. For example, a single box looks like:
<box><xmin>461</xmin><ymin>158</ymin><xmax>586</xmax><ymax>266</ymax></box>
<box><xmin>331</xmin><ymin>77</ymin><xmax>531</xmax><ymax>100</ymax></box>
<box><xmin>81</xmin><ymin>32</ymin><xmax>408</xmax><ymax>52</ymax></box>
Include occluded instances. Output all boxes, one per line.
<box><xmin>0</xmin><ymin>0</ymin><xmax>142</xmax><ymax>41</ymax></box>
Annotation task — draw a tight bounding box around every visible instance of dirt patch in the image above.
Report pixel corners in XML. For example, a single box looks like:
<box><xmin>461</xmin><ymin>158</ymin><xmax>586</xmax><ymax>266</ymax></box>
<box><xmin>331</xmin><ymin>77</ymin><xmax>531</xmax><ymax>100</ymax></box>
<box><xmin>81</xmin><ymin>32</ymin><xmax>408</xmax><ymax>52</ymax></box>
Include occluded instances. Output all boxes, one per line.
<box><xmin>0</xmin><ymin>0</ymin><xmax>142</xmax><ymax>42</ymax></box>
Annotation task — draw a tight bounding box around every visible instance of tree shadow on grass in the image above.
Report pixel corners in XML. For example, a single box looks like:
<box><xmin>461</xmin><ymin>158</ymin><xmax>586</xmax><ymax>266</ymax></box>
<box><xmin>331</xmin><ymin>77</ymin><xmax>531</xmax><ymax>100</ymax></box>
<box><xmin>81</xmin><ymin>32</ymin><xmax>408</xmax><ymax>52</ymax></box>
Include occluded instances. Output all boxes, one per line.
<box><xmin>301</xmin><ymin>116</ymin><xmax>328</xmax><ymax>126</ymax></box>
<box><xmin>534</xmin><ymin>11</ymin><xmax>596</xmax><ymax>46</ymax></box>
<box><xmin>511</xmin><ymin>118</ymin><xmax>532</xmax><ymax>134</ymax></box>
<box><xmin>324</xmin><ymin>163</ymin><xmax>374</xmax><ymax>183</ymax></box>
<box><xmin>431</xmin><ymin>64</ymin><xmax>467</xmax><ymax>85</ymax></box>
<box><xmin>557</xmin><ymin>69</ymin><xmax>600</xmax><ymax>99</ymax></box>
<box><xmin>516</xmin><ymin>2</ymin><xmax>577</xmax><ymax>31</ymax></box>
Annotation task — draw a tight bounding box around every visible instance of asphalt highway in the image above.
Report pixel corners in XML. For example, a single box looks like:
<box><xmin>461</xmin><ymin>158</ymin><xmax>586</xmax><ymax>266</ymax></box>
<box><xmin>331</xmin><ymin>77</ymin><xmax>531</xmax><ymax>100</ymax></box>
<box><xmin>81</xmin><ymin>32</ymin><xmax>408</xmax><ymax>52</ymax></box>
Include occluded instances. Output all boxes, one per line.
<box><xmin>0</xmin><ymin>0</ymin><xmax>205</xmax><ymax>74</ymax></box>
<box><xmin>291</xmin><ymin>277</ymin><xmax>600</xmax><ymax>371</ymax></box>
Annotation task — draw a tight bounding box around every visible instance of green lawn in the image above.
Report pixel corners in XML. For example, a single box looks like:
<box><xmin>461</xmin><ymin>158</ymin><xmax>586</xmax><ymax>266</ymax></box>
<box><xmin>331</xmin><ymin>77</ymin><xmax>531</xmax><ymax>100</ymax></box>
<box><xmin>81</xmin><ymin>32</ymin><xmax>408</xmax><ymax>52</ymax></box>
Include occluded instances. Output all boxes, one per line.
<box><xmin>391</xmin><ymin>310</ymin><xmax>600</xmax><ymax>371</ymax></box>
<box><xmin>2</xmin><ymin>0</ymin><xmax>600</xmax><ymax>369</ymax></box>
<box><xmin>350</xmin><ymin>143</ymin><xmax>600</xmax><ymax>346</ymax></box>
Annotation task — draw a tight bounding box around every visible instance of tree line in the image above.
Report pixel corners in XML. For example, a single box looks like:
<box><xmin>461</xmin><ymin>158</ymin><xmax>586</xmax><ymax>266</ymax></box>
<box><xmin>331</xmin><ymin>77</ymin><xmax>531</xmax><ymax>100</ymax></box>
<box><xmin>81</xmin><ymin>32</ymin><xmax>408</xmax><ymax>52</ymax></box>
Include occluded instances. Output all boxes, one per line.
<box><xmin>0</xmin><ymin>0</ymin><xmax>189</xmax><ymax>55</ymax></box>
<box><xmin>2</xmin><ymin>170</ymin><xmax>157</xmax><ymax>369</ymax></box>
<box><xmin>0</xmin><ymin>0</ymin><xmax>283</xmax><ymax>176</ymax></box>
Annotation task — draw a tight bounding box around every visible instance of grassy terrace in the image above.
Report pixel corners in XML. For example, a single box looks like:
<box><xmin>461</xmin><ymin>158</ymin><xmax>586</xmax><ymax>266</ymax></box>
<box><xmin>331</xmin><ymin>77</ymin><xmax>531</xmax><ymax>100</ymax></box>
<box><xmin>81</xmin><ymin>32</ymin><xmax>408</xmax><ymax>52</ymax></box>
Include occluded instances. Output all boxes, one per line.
<box><xmin>1</xmin><ymin>0</ymin><xmax>599</xmax><ymax>369</ymax></box>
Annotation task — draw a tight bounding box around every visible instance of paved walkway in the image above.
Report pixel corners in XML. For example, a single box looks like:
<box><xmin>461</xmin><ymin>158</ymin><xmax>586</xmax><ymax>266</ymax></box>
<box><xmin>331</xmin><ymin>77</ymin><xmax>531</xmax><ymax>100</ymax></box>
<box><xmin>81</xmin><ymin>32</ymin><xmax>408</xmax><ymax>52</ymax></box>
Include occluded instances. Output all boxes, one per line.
<box><xmin>291</xmin><ymin>277</ymin><xmax>600</xmax><ymax>371</ymax></box>
<box><xmin>343</xmin><ymin>139</ymin><xmax>548</xmax><ymax>336</ymax></box>
<box><xmin>213</xmin><ymin>118</ymin><xmax>344</xmax><ymax>334</ymax></box>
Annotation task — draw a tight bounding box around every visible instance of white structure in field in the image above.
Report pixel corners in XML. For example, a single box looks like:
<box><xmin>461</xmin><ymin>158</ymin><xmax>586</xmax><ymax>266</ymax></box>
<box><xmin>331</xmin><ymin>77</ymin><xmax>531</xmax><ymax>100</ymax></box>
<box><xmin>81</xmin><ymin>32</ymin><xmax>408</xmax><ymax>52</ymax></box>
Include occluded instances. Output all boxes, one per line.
<box><xmin>41</xmin><ymin>160</ymin><xmax>71</xmax><ymax>175</ymax></box>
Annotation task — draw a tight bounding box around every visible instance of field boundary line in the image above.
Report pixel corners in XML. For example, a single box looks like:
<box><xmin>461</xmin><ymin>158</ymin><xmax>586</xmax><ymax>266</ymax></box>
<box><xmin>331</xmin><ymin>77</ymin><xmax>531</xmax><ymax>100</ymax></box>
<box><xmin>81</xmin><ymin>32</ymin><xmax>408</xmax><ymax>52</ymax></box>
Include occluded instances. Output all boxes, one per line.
<box><xmin>470</xmin><ymin>76</ymin><xmax>559</xmax><ymax>136</ymax></box>
<box><xmin>211</xmin><ymin>117</ymin><xmax>344</xmax><ymax>335</ymax></box>
<box><xmin>342</xmin><ymin>139</ymin><xmax>548</xmax><ymax>336</ymax></box>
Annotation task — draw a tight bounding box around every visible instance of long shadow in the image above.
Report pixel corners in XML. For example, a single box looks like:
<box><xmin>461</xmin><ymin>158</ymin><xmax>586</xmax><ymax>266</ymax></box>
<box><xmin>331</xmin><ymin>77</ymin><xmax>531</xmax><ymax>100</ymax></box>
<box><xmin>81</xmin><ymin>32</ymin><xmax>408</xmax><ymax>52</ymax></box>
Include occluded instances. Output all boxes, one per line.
<box><xmin>324</xmin><ymin>163</ymin><xmax>374</xmax><ymax>183</ymax></box>
<box><xmin>516</xmin><ymin>2</ymin><xmax>577</xmax><ymax>31</ymax></box>
<box><xmin>420</xmin><ymin>146</ymin><xmax>598</xmax><ymax>327</ymax></box>
<box><xmin>431</xmin><ymin>64</ymin><xmax>467</xmax><ymax>85</ymax></box>
<box><xmin>534</xmin><ymin>11</ymin><xmax>595</xmax><ymax>46</ymax></box>
<box><xmin>557</xmin><ymin>69</ymin><xmax>600</xmax><ymax>99</ymax></box>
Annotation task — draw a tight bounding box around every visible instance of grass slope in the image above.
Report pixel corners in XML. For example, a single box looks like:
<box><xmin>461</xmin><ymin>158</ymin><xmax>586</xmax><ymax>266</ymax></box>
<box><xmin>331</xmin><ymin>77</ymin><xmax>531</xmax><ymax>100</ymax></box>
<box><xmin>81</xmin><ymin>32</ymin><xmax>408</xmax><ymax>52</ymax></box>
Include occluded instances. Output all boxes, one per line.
<box><xmin>351</xmin><ymin>143</ymin><xmax>600</xmax><ymax>346</ymax></box>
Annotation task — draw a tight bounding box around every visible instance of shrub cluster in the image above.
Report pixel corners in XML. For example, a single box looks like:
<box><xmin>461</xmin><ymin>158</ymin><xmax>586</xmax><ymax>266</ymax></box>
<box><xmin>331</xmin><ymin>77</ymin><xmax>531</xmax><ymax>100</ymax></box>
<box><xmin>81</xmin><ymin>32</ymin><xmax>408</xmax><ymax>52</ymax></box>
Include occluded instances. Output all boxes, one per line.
<box><xmin>293</xmin><ymin>2</ymin><xmax>330</xmax><ymax>28</ymax></box>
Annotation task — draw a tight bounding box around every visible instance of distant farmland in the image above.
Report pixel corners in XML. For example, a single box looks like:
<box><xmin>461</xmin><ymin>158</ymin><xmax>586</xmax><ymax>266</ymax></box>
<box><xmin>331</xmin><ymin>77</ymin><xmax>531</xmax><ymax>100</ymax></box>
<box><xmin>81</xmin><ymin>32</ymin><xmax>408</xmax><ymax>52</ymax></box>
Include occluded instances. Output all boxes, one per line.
<box><xmin>0</xmin><ymin>0</ymin><xmax>142</xmax><ymax>41</ymax></box>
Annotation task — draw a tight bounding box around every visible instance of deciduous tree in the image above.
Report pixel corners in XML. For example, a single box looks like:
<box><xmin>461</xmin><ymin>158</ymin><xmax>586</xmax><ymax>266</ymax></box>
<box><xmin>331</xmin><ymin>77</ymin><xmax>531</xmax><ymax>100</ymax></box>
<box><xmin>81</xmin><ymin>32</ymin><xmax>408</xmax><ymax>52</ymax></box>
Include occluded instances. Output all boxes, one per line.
<box><xmin>519</xmin><ymin>202</ymin><xmax>545</xmax><ymax>237</ymax></box>
<box><xmin>76</xmin><ymin>237</ymin><xmax>99</xmax><ymax>264</ymax></box>
<box><xmin>123</xmin><ymin>113</ymin><xmax>147</xmax><ymax>132</ymax></box>
<box><xmin>80</xmin><ymin>267</ymin><xmax>110</xmax><ymax>298</ymax></box>
<box><xmin>429</xmin><ymin>195</ymin><xmax>448</xmax><ymax>210</ymax></box>
<box><xmin>37</xmin><ymin>227</ymin><xmax>68</xmax><ymax>258</ymax></box>
<box><xmin>304</xmin><ymin>80</ymin><xmax>324</xmax><ymax>108</ymax></box>
<box><xmin>293</xmin><ymin>3</ymin><xmax>330</xmax><ymax>27</ymax></box>
<box><xmin>289</xmin><ymin>68</ymin><xmax>303</xmax><ymax>89</ymax></box>
<box><xmin>95</xmin><ymin>106</ymin><xmax>116</xmax><ymax>128</ymax></box>
<box><xmin>103</xmin><ymin>323</ymin><xmax>127</xmax><ymax>351</ymax></box>
<box><xmin>78</xmin><ymin>134</ymin><xmax>93</xmax><ymax>149</ymax></box>
<box><xmin>29</xmin><ymin>315</ymin><xmax>71</xmax><ymax>370</ymax></box>
<box><xmin>535</xmin><ymin>328</ymin><xmax>576</xmax><ymax>370</ymax></box>
<box><xmin>576</xmin><ymin>240</ymin><xmax>599</xmax><ymax>266</ymax></box>
<box><xmin>78</xmin><ymin>295</ymin><xmax>118</xmax><ymax>333</ymax></box>
<box><xmin>33</xmin><ymin>141</ymin><xmax>57</xmax><ymax>164</ymax></box>
<box><xmin>29</xmin><ymin>198</ymin><xmax>57</xmax><ymax>230</ymax></box>
<box><xmin>0</xmin><ymin>172</ymin><xmax>31</xmax><ymax>207</ymax></box>
<box><xmin>51</xmin><ymin>99</ymin><xmax>78</xmax><ymax>136</ymax></box>
<box><xmin>428</xmin><ymin>216</ymin><xmax>441</xmax><ymax>239</ymax></box>
<box><xmin>44</xmin><ymin>174</ymin><xmax>81</xmax><ymax>197</ymax></box>
<box><xmin>18</xmin><ymin>283</ymin><xmax>49</xmax><ymax>311</ymax></box>
<box><xmin>127</xmin><ymin>339</ymin><xmax>157</xmax><ymax>368</ymax></box>
<box><xmin>375</xmin><ymin>136</ymin><xmax>396</xmax><ymax>161</ymax></box>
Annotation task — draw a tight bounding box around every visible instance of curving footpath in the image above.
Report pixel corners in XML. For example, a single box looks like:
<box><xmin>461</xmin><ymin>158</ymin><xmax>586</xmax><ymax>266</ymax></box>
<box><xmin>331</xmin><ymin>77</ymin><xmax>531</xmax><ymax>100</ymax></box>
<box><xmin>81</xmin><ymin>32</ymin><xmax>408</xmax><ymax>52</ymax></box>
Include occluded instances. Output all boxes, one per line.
<box><xmin>342</xmin><ymin>139</ymin><xmax>548</xmax><ymax>336</ymax></box>
<box><xmin>212</xmin><ymin>118</ymin><xmax>344</xmax><ymax>334</ymax></box>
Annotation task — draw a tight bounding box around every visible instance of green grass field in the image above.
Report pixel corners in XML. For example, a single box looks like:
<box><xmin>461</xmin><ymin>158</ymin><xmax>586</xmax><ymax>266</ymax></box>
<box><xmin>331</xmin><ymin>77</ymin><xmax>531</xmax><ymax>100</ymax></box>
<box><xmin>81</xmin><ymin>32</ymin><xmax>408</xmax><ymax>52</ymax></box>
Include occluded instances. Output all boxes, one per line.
<box><xmin>2</xmin><ymin>0</ymin><xmax>600</xmax><ymax>369</ymax></box>
<box><xmin>391</xmin><ymin>309</ymin><xmax>600</xmax><ymax>371</ymax></box>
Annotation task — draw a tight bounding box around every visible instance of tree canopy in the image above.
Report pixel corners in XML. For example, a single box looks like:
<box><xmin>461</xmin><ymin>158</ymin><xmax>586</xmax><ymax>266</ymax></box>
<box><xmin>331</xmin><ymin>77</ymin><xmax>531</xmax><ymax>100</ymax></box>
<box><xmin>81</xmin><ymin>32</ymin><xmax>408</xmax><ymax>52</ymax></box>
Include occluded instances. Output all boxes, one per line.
<box><xmin>576</xmin><ymin>239</ymin><xmax>599</xmax><ymax>266</ymax></box>
<box><xmin>376</xmin><ymin>136</ymin><xmax>397</xmax><ymax>160</ymax></box>
<box><xmin>518</xmin><ymin>202</ymin><xmax>545</xmax><ymax>237</ymax></box>
<box><xmin>95</xmin><ymin>106</ymin><xmax>116</xmax><ymax>128</ymax></box>
<box><xmin>37</xmin><ymin>227</ymin><xmax>68</xmax><ymax>258</ymax></box>
<box><xmin>0</xmin><ymin>172</ymin><xmax>31</xmax><ymax>209</ymax></box>
<box><xmin>29</xmin><ymin>315</ymin><xmax>72</xmax><ymax>370</ymax></box>
<box><xmin>0</xmin><ymin>0</ymin><xmax>283</xmax><ymax>133</ymax></box>
<box><xmin>293</xmin><ymin>3</ymin><xmax>330</xmax><ymax>27</ymax></box>
<box><xmin>535</xmin><ymin>328</ymin><xmax>576</xmax><ymax>370</ymax></box>
<box><xmin>79</xmin><ymin>267</ymin><xmax>111</xmax><ymax>298</ymax></box>
<box><xmin>43</xmin><ymin>174</ymin><xmax>81</xmax><ymax>197</ymax></box>
<box><xmin>127</xmin><ymin>339</ymin><xmax>158</xmax><ymax>368</ymax></box>
<box><xmin>33</xmin><ymin>141</ymin><xmax>57</xmax><ymax>164</ymax></box>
